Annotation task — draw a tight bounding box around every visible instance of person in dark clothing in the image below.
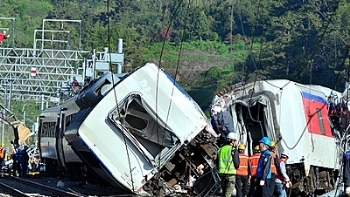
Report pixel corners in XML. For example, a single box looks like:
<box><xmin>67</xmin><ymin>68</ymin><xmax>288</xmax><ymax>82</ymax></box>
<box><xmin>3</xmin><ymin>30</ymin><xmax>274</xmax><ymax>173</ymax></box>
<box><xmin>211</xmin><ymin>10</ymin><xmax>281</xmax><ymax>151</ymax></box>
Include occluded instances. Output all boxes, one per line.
<box><xmin>21</xmin><ymin>146</ymin><xmax>29</xmax><ymax>177</ymax></box>
<box><xmin>340</xmin><ymin>107</ymin><xmax>350</xmax><ymax>135</ymax></box>
<box><xmin>344</xmin><ymin>150</ymin><xmax>350</xmax><ymax>196</ymax></box>
<box><xmin>254</xmin><ymin>137</ymin><xmax>274</xmax><ymax>197</ymax></box>
<box><xmin>12</xmin><ymin>149</ymin><xmax>22</xmax><ymax>177</ymax></box>
<box><xmin>217</xmin><ymin>132</ymin><xmax>240</xmax><ymax>197</ymax></box>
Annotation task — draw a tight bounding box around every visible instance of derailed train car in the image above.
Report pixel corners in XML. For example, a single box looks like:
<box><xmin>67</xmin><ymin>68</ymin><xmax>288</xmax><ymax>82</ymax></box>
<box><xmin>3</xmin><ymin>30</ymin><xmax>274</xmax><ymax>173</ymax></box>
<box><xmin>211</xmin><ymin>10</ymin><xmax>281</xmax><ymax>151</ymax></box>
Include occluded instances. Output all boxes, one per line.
<box><xmin>63</xmin><ymin>63</ymin><xmax>221</xmax><ymax>196</ymax></box>
<box><xmin>38</xmin><ymin>71</ymin><xmax>128</xmax><ymax>179</ymax></box>
<box><xmin>211</xmin><ymin>79</ymin><xmax>343</xmax><ymax>195</ymax></box>
<box><xmin>38</xmin><ymin>98</ymin><xmax>82</xmax><ymax>176</ymax></box>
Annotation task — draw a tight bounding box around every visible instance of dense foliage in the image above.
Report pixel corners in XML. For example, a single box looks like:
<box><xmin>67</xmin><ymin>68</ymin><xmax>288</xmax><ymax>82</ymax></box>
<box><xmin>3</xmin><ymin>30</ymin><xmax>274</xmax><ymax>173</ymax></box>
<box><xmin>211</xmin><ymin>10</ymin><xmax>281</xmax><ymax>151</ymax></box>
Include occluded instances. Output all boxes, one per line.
<box><xmin>1</xmin><ymin>0</ymin><xmax>350</xmax><ymax>109</ymax></box>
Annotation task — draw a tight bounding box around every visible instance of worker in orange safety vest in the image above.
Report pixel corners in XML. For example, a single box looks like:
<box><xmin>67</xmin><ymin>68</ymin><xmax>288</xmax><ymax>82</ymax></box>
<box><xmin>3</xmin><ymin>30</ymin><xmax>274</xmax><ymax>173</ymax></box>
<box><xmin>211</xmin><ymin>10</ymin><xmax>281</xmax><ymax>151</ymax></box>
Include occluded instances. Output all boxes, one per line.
<box><xmin>269</xmin><ymin>141</ymin><xmax>279</xmax><ymax>196</ymax></box>
<box><xmin>248</xmin><ymin>145</ymin><xmax>261</xmax><ymax>197</ymax></box>
<box><xmin>235</xmin><ymin>144</ymin><xmax>251</xmax><ymax>197</ymax></box>
<box><xmin>0</xmin><ymin>143</ymin><xmax>6</xmax><ymax>168</ymax></box>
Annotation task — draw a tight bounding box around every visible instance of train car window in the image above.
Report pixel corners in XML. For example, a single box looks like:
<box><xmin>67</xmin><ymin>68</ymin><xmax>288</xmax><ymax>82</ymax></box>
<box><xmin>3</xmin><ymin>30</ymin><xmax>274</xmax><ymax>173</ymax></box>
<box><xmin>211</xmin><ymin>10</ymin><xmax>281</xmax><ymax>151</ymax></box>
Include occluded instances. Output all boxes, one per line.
<box><xmin>109</xmin><ymin>94</ymin><xmax>180</xmax><ymax>158</ymax></box>
<box><xmin>125</xmin><ymin>113</ymin><xmax>148</xmax><ymax>132</ymax></box>
<box><xmin>40</xmin><ymin>122</ymin><xmax>47</xmax><ymax>137</ymax></box>
<box><xmin>316</xmin><ymin>108</ymin><xmax>326</xmax><ymax>135</ymax></box>
<box><xmin>41</xmin><ymin>122</ymin><xmax>56</xmax><ymax>137</ymax></box>
<box><xmin>66</xmin><ymin>114</ymin><xmax>75</xmax><ymax>126</ymax></box>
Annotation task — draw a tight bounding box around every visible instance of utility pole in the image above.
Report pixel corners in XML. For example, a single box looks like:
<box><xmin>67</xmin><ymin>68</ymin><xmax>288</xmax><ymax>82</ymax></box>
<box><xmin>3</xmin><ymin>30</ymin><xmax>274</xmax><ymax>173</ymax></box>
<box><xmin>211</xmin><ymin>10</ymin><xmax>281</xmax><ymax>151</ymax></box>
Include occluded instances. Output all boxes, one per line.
<box><xmin>1</xmin><ymin>85</ymin><xmax>7</xmax><ymax>144</ymax></box>
<box><xmin>22</xmin><ymin>104</ymin><xmax>27</xmax><ymax>125</ymax></box>
<box><xmin>8</xmin><ymin>80</ymin><xmax>13</xmax><ymax>110</ymax></box>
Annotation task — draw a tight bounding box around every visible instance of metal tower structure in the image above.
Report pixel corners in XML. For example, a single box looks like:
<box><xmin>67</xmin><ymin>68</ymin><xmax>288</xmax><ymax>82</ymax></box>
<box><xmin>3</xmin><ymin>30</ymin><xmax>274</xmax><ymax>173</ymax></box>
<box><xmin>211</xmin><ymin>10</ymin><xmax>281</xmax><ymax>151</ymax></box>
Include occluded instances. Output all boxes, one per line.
<box><xmin>0</xmin><ymin>18</ymin><xmax>124</xmax><ymax>105</ymax></box>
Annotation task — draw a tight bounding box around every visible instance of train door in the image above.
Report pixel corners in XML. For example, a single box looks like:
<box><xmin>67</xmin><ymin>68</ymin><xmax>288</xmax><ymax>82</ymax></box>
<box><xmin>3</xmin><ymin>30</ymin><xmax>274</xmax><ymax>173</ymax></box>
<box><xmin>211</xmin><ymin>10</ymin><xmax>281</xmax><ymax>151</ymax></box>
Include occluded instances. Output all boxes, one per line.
<box><xmin>55</xmin><ymin>109</ymin><xmax>66</xmax><ymax>169</ymax></box>
<box><xmin>37</xmin><ymin>118</ymin><xmax>44</xmax><ymax>159</ymax></box>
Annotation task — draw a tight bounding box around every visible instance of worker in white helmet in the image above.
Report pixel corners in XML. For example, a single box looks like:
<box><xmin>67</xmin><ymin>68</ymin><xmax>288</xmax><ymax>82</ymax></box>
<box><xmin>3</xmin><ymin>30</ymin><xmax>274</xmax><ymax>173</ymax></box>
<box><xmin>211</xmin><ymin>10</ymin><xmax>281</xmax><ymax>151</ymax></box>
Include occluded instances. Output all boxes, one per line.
<box><xmin>217</xmin><ymin>132</ymin><xmax>240</xmax><ymax>197</ymax></box>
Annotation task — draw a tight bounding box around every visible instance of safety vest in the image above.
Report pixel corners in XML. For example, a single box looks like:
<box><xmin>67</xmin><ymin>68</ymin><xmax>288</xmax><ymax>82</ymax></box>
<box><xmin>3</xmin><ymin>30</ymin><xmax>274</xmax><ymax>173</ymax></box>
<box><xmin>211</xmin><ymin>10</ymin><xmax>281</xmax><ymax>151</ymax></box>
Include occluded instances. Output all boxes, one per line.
<box><xmin>256</xmin><ymin>149</ymin><xmax>272</xmax><ymax>179</ymax></box>
<box><xmin>271</xmin><ymin>151</ymin><xmax>277</xmax><ymax>174</ymax></box>
<box><xmin>236</xmin><ymin>153</ymin><xmax>249</xmax><ymax>176</ymax></box>
<box><xmin>250</xmin><ymin>153</ymin><xmax>260</xmax><ymax>177</ymax></box>
<box><xmin>218</xmin><ymin>145</ymin><xmax>236</xmax><ymax>175</ymax></box>
<box><xmin>276</xmin><ymin>158</ymin><xmax>286</xmax><ymax>182</ymax></box>
<box><xmin>0</xmin><ymin>148</ymin><xmax>5</xmax><ymax>159</ymax></box>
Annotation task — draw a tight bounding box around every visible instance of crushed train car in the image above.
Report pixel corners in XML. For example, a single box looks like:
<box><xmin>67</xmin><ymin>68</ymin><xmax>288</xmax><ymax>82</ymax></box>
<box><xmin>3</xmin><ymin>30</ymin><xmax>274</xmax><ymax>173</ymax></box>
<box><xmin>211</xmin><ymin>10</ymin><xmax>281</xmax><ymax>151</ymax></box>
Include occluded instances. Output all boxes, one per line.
<box><xmin>211</xmin><ymin>79</ymin><xmax>344</xmax><ymax>195</ymax></box>
<box><xmin>62</xmin><ymin>63</ymin><xmax>221</xmax><ymax>196</ymax></box>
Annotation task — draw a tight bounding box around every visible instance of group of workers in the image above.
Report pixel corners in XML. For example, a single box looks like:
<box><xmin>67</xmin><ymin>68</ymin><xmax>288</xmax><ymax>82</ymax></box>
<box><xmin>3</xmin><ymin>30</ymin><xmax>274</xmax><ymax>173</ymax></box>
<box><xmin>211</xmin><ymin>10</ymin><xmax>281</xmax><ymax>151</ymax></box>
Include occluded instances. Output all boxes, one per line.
<box><xmin>0</xmin><ymin>143</ymin><xmax>30</xmax><ymax>177</ymax></box>
<box><xmin>217</xmin><ymin>133</ymin><xmax>291</xmax><ymax>197</ymax></box>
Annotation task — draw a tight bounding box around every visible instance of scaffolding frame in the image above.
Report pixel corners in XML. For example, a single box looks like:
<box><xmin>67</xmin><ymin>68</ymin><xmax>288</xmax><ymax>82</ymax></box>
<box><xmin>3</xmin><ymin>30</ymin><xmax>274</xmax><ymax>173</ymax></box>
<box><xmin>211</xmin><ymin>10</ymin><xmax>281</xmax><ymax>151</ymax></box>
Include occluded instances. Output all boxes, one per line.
<box><xmin>0</xmin><ymin>18</ymin><xmax>124</xmax><ymax>103</ymax></box>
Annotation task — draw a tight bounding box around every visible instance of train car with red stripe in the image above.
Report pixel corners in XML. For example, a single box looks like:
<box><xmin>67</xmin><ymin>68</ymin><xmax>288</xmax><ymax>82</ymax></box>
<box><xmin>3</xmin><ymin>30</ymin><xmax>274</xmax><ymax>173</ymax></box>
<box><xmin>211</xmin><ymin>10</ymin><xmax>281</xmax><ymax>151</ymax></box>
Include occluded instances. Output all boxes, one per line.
<box><xmin>210</xmin><ymin>79</ymin><xmax>343</xmax><ymax>195</ymax></box>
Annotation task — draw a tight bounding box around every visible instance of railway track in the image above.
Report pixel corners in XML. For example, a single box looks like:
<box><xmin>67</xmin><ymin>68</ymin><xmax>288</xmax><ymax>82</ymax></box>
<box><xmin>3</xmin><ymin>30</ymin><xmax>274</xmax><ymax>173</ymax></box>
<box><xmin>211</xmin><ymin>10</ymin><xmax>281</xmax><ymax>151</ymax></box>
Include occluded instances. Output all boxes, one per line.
<box><xmin>0</xmin><ymin>176</ymin><xmax>82</xmax><ymax>197</ymax></box>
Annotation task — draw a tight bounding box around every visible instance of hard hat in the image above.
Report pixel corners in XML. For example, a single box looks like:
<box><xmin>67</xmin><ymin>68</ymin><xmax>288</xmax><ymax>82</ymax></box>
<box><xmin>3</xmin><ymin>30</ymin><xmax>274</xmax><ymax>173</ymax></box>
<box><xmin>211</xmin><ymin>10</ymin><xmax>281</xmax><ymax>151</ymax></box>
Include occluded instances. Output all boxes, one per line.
<box><xmin>227</xmin><ymin>132</ymin><xmax>237</xmax><ymax>141</ymax></box>
<box><xmin>254</xmin><ymin>145</ymin><xmax>259</xmax><ymax>150</ymax></box>
<box><xmin>238</xmin><ymin>144</ymin><xmax>245</xmax><ymax>150</ymax></box>
<box><xmin>259</xmin><ymin>137</ymin><xmax>271</xmax><ymax>146</ymax></box>
<box><xmin>3</xmin><ymin>31</ymin><xmax>6</xmax><ymax>34</ymax></box>
<box><xmin>281</xmin><ymin>151</ymin><xmax>289</xmax><ymax>158</ymax></box>
<box><xmin>1</xmin><ymin>143</ymin><xmax>4</xmax><ymax>147</ymax></box>
<box><xmin>270</xmin><ymin>141</ymin><xmax>276</xmax><ymax>147</ymax></box>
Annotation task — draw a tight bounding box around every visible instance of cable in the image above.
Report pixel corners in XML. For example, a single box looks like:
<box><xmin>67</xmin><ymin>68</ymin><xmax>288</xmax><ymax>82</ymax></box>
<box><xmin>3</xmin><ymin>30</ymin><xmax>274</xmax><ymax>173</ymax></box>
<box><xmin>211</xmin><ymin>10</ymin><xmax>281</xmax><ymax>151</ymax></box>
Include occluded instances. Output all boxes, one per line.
<box><xmin>280</xmin><ymin>0</ymin><xmax>343</xmax><ymax>90</ymax></box>
<box><xmin>230</xmin><ymin>0</ymin><xmax>236</xmax><ymax>74</ymax></box>
<box><xmin>155</xmin><ymin>0</ymin><xmax>185</xmax><ymax>167</ymax></box>
<box><xmin>105</xmin><ymin>0</ymin><xmax>135</xmax><ymax>193</ymax></box>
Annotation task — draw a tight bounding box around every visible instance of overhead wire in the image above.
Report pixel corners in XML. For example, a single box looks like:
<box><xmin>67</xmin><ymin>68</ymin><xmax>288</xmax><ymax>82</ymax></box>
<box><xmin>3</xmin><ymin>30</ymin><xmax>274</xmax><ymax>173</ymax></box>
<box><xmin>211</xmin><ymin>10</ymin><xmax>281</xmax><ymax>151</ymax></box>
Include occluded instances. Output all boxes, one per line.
<box><xmin>213</xmin><ymin>0</ymin><xmax>347</xmax><ymax>196</ymax></box>
<box><xmin>146</xmin><ymin>0</ymin><xmax>190</xmax><ymax>193</ymax></box>
<box><xmin>230</xmin><ymin>0</ymin><xmax>236</xmax><ymax>75</ymax></box>
<box><xmin>227</xmin><ymin>0</ymin><xmax>347</xmax><ymax>155</ymax></box>
<box><xmin>105</xmin><ymin>0</ymin><xmax>135</xmax><ymax>193</ymax></box>
<box><xmin>280</xmin><ymin>0</ymin><xmax>343</xmax><ymax>90</ymax></box>
<box><xmin>259</xmin><ymin>0</ymin><xmax>345</xmax><ymax>149</ymax></box>
<box><xmin>155</xmin><ymin>0</ymin><xmax>212</xmax><ymax>194</ymax></box>
<box><xmin>235</xmin><ymin>0</ymin><xmax>269</xmax><ymax>149</ymax></box>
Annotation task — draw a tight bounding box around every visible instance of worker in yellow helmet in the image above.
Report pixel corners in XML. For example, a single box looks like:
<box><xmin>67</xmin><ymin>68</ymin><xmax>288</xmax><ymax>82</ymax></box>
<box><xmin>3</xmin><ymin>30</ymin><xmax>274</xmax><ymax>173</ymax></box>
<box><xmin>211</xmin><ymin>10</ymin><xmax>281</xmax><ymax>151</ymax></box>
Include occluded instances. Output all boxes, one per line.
<box><xmin>236</xmin><ymin>144</ymin><xmax>251</xmax><ymax>197</ymax></box>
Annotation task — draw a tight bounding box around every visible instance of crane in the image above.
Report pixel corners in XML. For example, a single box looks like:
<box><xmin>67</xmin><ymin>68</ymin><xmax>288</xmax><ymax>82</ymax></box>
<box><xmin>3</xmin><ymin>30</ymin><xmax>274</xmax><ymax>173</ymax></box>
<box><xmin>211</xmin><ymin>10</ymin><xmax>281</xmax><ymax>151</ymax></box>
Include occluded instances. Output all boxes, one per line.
<box><xmin>0</xmin><ymin>103</ymin><xmax>32</xmax><ymax>147</ymax></box>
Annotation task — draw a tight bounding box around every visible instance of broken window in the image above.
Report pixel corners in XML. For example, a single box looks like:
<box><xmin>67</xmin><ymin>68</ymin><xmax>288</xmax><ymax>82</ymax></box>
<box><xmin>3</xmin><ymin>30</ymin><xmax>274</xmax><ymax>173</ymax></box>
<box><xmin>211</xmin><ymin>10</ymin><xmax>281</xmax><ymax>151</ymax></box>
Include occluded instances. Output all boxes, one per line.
<box><xmin>108</xmin><ymin>94</ymin><xmax>179</xmax><ymax>159</ymax></box>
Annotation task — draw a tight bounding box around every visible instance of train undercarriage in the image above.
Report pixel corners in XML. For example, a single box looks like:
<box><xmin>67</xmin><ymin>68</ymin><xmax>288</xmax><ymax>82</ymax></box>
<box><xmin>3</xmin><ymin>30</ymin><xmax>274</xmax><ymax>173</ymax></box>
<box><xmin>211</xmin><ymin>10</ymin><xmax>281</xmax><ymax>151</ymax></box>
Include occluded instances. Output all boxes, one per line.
<box><xmin>141</xmin><ymin>130</ymin><xmax>220</xmax><ymax>196</ymax></box>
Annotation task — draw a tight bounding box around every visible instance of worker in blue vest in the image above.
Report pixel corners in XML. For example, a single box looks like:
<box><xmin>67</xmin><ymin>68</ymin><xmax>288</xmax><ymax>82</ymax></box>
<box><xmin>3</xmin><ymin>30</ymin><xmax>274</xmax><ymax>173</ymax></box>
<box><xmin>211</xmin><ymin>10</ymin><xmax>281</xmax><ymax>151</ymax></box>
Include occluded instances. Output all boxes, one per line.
<box><xmin>217</xmin><ymin>132</ymin><xmax>240</xmax><ymax>197</ymax></box>
<box><xmin>254</xmin><ymin>137</ymin><xmax>274</xmax><ymax>197</ymax></box>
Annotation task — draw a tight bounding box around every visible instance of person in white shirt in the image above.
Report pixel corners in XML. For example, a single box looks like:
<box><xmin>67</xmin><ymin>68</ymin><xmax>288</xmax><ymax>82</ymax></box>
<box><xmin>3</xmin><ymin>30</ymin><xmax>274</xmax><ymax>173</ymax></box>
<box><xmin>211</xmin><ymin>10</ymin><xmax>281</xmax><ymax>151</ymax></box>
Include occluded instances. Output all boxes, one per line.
<box><xmin>275</xmin><ymin>152</ymin><xmax>292</xmax><ymax>197</ymax></box>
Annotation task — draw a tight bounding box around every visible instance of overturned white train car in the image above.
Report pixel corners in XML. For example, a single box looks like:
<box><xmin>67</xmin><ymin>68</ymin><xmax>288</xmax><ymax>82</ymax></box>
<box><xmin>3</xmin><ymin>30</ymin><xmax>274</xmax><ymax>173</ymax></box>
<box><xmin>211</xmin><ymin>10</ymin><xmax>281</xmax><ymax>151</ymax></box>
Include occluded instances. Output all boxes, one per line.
<box><xmin>65</xmin><ymin>63</ymin><xmax>220</xmax><ymax>196</ymax></box>
<box><xmin>211</xmin><ymin>79</ymin><xmax>343</xmax><ymax>194</ymax></box>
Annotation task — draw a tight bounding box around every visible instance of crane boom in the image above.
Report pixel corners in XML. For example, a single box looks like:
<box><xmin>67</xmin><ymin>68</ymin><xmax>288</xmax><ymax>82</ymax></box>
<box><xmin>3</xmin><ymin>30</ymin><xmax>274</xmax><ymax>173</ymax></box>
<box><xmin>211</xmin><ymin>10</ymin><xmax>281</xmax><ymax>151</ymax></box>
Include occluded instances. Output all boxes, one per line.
<box><xmin>0</xmin><ymin>104</ymin><xmax>31</xmax><ymax>146</ymax></box>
